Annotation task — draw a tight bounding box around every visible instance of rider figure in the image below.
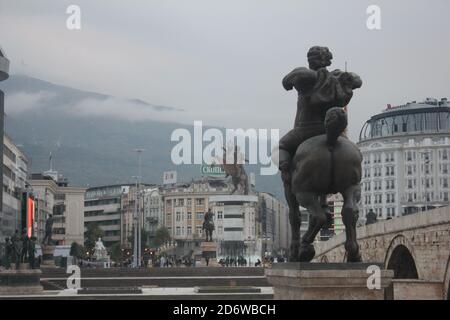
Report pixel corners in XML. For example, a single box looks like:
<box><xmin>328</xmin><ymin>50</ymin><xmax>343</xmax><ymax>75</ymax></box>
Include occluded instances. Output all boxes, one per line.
<box><xmin>202</xmin><ymin>208</ymin><xmax>215</xmax><ymax>241</ymax></box>
<box><xmin>279</xmin><ymin>46</ymin><xmax>362</xmax><ymax>183</ymax></box>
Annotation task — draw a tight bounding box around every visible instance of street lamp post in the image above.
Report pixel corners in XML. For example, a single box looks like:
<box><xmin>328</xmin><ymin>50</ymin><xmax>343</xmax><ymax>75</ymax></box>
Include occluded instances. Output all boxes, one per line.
<box><xmin>420</xmin><ymin>151</ymin><xmax>431</xmax><ymax>212</ymax></box>
<box><xmin>132</xmin><ymin>148</ymin><xmax>145</xmax><ymax>267</ymax></box>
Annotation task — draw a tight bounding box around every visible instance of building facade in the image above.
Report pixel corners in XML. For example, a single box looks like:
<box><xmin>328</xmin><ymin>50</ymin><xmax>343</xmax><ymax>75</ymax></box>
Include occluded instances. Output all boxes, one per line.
<box><xmin>84</xmin><ymin>183</ymin><xmax>155</xmax><ymax>248</ymax></box>
<box><xmin>209</xmin><ymin>194</ymin><xmax>259</xmax><ymax>261</ymax></box>
<box><xmin>84</xmin><ymin>185</ymin><xmax>128</xmax><ymax>247</ymax></box>
<box><xmin>1</xmin><ymin>134</ymin><xmax>28</xmax><ymax>240</ymax></box>
<box><xmin>142</xmin><ymin>187</ymin><xmax>165</xmax><ymax>240</ymax></box>
<box><xmin>258</xmin><ymin>192</ymin><xmax>290</xmax><ymax>254</ymax></box>
<box><xmin>30</xmin><ymin>171</ymin><xmax>85</xmax><ymax>245</ymax></box>
<box><xmin>358</xmin><ymin>98</ymin><xmax>450</xmax><ymax>220</ymax></box>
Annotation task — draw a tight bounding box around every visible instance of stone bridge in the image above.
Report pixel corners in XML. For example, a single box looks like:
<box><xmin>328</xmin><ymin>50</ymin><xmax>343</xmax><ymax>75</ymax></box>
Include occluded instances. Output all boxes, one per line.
<box><xmin>314</xmin><ymin>206</ymin><xmax>450</xmax><ymax>300</ymax></box>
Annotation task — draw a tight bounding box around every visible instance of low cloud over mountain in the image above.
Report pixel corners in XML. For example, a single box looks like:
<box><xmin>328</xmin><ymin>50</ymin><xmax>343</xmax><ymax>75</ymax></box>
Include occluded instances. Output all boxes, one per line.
<box><xmin>0</xmin><ymin>74</ymin><xmax>283</xmax><ymax>199</ymax></box>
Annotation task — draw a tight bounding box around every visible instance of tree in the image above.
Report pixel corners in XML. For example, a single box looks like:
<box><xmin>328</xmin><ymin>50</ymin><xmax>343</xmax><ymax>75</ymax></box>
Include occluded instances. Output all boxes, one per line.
<box><xmin>84</xmin><ymin>222</ymin><xmax>104</xmax><ymax>251</ymax></box>
<box><xmin>153</xmin><ymin>227</ymin><xmax>171</xmax><ymax>247</ymax></box>
<box><xmin>109</xmin><ymin>242</ymin><xmax>123</xmax><ymax>262</ymax></box>
<box><xmin>70</xmin><ymin>242</ymin><xmax>85</xmax><ymax>264</ymax></box>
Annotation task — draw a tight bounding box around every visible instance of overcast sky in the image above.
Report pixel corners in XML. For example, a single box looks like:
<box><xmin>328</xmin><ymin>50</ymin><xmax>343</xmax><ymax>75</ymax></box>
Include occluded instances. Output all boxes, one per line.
<box><xmin>1</xmin><ymin>0</ymin><xmax>449</xmax><ymax>140</ymax></box>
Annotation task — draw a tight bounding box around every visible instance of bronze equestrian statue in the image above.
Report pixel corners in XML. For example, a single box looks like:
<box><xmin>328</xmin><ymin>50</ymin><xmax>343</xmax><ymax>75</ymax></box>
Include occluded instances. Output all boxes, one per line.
<box><xmin>220</xmin><ymin>146</ymin><xmax>249</xmax><ymax>195</ymax></box>
<box><xmin>276</xmin><ymin>46</ymin><xmax>362</xmax><ymax>262</ymax></box>
<box><xmin>202</xmin><ymin>208</ymin><xmax>215</xmax><ymax>242</ymax></box>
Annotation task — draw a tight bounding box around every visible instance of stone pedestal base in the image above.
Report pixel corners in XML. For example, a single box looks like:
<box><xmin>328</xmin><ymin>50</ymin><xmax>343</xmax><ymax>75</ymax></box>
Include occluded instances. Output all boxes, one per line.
<box><xmin>265</xmin><ymin>263</ymin><xmax>394</xmax><ymax>300</ymax></box>
<box><xmin>0</xmin><ymin>269</ymin><xmax>43</xmax><ymax>295</ymax></box>
<box><xmin>41</xmin><ymin>245</ymin><xmax>56</xmax><ymax>268</ymax></box>
<box><xmin>201</xmin><ymin>242</ymin><xmax>218</xmax><ymax>267</ymax></box>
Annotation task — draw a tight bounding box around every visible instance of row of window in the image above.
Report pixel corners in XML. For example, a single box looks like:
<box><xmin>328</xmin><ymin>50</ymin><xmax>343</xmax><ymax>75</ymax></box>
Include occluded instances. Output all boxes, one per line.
<box><xmin>406</xmin><ymin>149</ymin><xmax>450</xmax><ymax>162</ymax></box>
<box><xmin>363</xmin><ymin>149</ymin><xmax>450</xmax><ymax>165</ymax></box>
<box><xmin>364</xmin><ymin>193</ymin><xmax>396</xmax><ymax>205</ymax></box>
<box><xmin>363</xmin><ymin>152</ymin><xmax>395</xmax><ymax>164</ymax></box>
<box><xmin>175</xmin><ymin>226</ymin><xmax>201</xmax><ymax>236</ymax></box>
<box><xmin>404</xmin><ymin>192</ymin><xmax>449</xmax><ymax>202</ymax></box>
<box><xmin>364</xmin><ymin>164</ymin><xmax>450</xmax><ymax>176</ymax></box>
<box><xmin>85</xmin><ymin>210</ymin><xmax>121</xmax><ymax>217</ymax></box>
<box><xmin>4</xmin><ymin>145</ymin><xmax>16</xmax><ymax>162</ymax></box>
<box><xmin>363</xmin><ymin>207</ymin><xmax>397</xmax><ymax>218</ymax></box>
<box><xmin>364</xmin><ymin>112</ymin><xmax>450</xmax><ymax>139</ymax></box>
<box><xmin>166</xmin><ymin>198</ymin><xmax>205</xmax><ymax>207</ymax></box>
<box><xmin>84</xmin><ymin>198</ymin><xmax>121</xmax><ymax>207</ymax></box>
<box><xmin>363</xmin><ymin>180</ymin><xmax>395</xmax><ymax>191</ymax></box>
<box><xmin>405</xmin><ymin>164</ymin><xmax>449</xmax><ymax>175</ymax></box>
<box><xmin>406</xmin><ymin>177</ymin><xmax>450</xmax><ymax>189</ymax></box>
<box><xmin>364</xmin><ymin>166</ymin><xmax>395</xmax><ymax>178</ymax></box>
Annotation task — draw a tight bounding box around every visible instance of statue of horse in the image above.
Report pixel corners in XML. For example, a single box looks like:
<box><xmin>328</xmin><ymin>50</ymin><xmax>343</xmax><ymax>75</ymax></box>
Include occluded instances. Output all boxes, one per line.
<box><xmin>202</xmin><ymin>219</ymin><xmax>215</xmax><ymax>242</ymax></box>
<box><xmin>290</xmin><ymin>107</ymin><xmax>362</xmax><ymax>262</ymax></box>
<box><xmin>219</xmin><ymin>147</ymin><xmax>249</xmax><ymax>195</ymax></box>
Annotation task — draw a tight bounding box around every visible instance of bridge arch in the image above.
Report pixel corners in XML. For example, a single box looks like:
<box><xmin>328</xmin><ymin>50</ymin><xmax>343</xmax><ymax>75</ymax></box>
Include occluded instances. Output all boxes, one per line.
<box><xmin>384</xmin><ymin>235</ymin><xmax>419</xmax><ymax>279</ymax></box>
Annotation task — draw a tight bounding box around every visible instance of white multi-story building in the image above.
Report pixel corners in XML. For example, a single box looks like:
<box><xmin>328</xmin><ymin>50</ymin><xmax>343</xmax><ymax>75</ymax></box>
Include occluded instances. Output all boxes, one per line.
<box><xmin>1</xmin><ymin>134</ymin><xmax>29</xmax><ymax>240</ymax></box>
<box><xmin>358</xmin><ymin>97</ymin><xmax>450</xmax><ymax>220</ymax></box>
<box><xmin>209</xmin><ymin>194</ymin><xmax>259</xmax><ymax>260</ymax></box>
<box><xmin>30</xmin><ymin>171</ymin><xmax>85</xmax><ymax>245</ymax></box>
<box><xmin>84</xmin><ymin>185</ymin><xmax>128</xmax><ymax>247</ymax></box>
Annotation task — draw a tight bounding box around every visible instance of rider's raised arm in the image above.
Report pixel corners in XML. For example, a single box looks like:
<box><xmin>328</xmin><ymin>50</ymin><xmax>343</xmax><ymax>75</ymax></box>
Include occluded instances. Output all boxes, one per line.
<box><xmin>282</xmin><ymin>67</ymin><xmax>316</xmax><ymax>92</ymax></box>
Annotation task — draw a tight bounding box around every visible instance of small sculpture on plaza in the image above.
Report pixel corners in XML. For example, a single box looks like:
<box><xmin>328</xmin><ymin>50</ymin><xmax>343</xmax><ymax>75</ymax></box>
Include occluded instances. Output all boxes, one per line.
<box><xmin>42</xmin><ymin>214</ymin><xmax>54</xmax><ymax>245</ymax></box>
<box><xmin>10</xmin><ymin>230</ymin><xmax>22</xmax><ymax>269</ymax></box>
<box><xmin>2</xmin><ymin>237</ymin><xmax>12</xmax><ymax>269</ymax></box>
<box><xmin>20</xmin><ymin>228</ymin><xmax>29</xmax><ymax>263</ymax></box>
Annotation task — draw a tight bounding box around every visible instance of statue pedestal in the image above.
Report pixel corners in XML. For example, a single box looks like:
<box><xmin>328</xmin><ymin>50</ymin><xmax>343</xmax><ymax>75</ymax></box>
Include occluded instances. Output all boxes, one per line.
<box><xmin>265</xmin><ymin>263</ymin><xmax>394</xmax><ymax>300</ymax></box>
<box><xmin>41</xmin><ymin>245</ymin><xmax>57</xmax><ymax>268</ymax></box>
<box><xmin>200</xmin><ymin>242</ymin><xmax>218</xmax><ymax>267</ymax></box>
<box><xmin>0</xmin><ymin>269</ymin><xmax>43</xmax><ymax>295</ymax></box>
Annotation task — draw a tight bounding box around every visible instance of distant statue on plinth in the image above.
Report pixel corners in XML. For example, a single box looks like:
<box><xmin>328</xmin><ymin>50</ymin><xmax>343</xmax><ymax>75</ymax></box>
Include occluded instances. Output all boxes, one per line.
<box><xmin>202</xmin><ymin>209</ymin><xmax>215</xmax><ymax>242</ymax></box>
<box><xmin>2</xmin><ymin>237</ymin><xmax>12</xmax><ymax>269</ymax></box>
<box><xmin>276</xmin><ymin>46</ymin><xmax>363</xmax><ymax>262</ymax></box>
<box><xmin>42</xmin><ymin>214</ymin><xmax>54</xmax><ymax>245</ymax></box>
<box><xmin>20</xmin><ymin>228</ymin><xmax>29</xmax><ymax>264</ymax></box>
<box><xmin>93</xmin><ymin>238</ymin><xmax>108</xmax><ymax>261</ymax></box>
<box><xmin>10</xmin><ymin>230</ymin><xmax>22</xmax><ymax>269</ymax></box>
<box><xmin>28</xmin><ymin>237</ymin><xmax>37</xmax><ymax>269</ymax></box>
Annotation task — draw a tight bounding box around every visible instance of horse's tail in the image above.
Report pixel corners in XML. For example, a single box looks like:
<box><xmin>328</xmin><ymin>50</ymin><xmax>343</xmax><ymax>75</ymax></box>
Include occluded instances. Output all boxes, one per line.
<box><xmin>325</xmin><ymin>107</ymin><xmax>348</xmax><ymax>146</ymax></box>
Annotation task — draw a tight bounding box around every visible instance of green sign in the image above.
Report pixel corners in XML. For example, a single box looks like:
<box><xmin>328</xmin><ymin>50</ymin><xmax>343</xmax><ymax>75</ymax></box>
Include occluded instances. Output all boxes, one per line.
<box><xmin>201</xmin><ymin>164</ymin><xmax>226</xmax><ymax>176</ymax></box>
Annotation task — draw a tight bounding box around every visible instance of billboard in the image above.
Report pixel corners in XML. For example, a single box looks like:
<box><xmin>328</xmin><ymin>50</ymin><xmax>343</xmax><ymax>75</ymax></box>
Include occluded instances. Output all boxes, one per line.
<box><xmin>27</xmin><ymin>197</ymin><xmax>36</xmax><ymax>237</ymax></box>
<box><xmin>201</xmin><ymin>164</ymin><xmax>226</xmax><ymax>177</ymax></box>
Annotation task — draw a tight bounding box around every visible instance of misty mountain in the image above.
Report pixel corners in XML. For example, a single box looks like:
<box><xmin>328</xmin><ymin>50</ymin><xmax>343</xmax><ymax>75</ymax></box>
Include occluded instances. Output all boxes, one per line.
<box><xmin>0</xmin><ymin>75</ymin><xmax>284</xmax><ymax>199</ymax></box>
